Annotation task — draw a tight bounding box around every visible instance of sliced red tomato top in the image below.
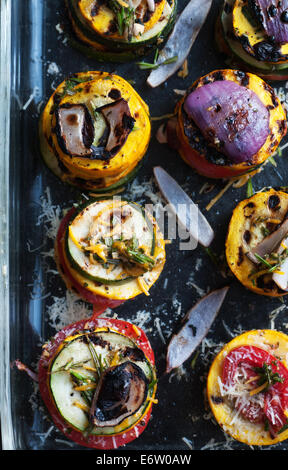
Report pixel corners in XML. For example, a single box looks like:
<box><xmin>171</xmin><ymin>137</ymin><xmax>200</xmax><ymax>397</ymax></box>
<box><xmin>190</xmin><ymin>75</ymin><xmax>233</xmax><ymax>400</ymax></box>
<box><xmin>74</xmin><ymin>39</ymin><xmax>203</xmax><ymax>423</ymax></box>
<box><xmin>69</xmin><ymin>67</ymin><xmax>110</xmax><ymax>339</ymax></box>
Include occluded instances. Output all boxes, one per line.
<box><xmin>38</xmin><ymin>317</ymin><xmax>155</xmax><ymax>449</ymax></box>
<box><xmin>56</xmin><ymin>205</ymin><xmax>125</xmax><ymax>314</ymax></box>
<box><xmin>222</xmin><ymin>345</ymin><xmax>288</xmax><ymax>434</ymax></box>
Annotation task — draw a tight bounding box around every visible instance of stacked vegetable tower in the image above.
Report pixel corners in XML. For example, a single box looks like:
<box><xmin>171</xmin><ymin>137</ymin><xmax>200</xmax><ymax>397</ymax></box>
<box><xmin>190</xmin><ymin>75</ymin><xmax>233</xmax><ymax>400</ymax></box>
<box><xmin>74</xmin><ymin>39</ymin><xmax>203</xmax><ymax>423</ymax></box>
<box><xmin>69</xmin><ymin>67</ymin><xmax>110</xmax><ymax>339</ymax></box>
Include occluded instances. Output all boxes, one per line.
<box><xmin>66</xmin><ymin>0</ymin><xmax>177</xmax><ymax>62</ymax></box>
<box><xmin>216</xmin><ymin>0</ymin><xmax>288</xmax><ymax>80</ymax></box>
<box><xmin>40</xmin><ymin>71</ymin><xmax>151</xmax><ymax>192</ymax></box>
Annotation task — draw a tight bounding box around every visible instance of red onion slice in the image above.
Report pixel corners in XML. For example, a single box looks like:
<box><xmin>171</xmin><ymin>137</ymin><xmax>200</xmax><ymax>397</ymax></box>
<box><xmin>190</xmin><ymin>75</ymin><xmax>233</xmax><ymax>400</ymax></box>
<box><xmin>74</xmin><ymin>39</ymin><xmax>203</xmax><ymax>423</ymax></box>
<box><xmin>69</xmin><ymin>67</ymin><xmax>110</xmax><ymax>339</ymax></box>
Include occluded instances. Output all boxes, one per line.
<box><xmin>250</xmin><ymin>0</ymin><xmax>288</xmax><ymax>45</ymax></box>
<box><xmin>153</xmin><ymin>166</ymin><xmax>214</xmax><ymax>247</ymax></box>
<box><xmin>166</xmin><ymin>287</ymin><xmax>229</xmax><ymax>373</ymax></box>
<box><xmin>184</xmin><ymin>80</ymin><xmax>270</xmax><ymax>163</ymax></box>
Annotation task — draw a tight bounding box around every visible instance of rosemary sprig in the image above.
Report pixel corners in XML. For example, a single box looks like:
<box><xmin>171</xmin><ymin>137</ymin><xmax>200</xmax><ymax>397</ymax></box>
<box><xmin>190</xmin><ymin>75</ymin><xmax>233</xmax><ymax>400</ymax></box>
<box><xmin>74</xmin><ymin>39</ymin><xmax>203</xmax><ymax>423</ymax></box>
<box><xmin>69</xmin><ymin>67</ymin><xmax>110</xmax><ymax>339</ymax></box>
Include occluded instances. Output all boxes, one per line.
<box><xmin>112</xmin><ymin>238</ymin><xmax>155</xmax><ymax>272</ymax></box>
<box><xmin>136</xmin><ymin>55</ymin><xmax>178</xmax><ymax>70</ymax></box>
<box><xmin>254</xmin><ymin>253</ymin><xmax>274</xmax><ymax>269</ymax></box>
<box><xmin>86</xmin><ymin>336</ymin><xmax>109</xmax><ymax>380</ymax></box>
<box><xmin>51</xmin><ymin>358</ymin><xmax>91</xmax><ymax>373</ymax></box>
<box><xmin>70</xmin><ymin>370</ymin><xmax>96</xmax><ymax>406</ymax></box>
<box><xmin>109</xmin><ymin>0</ymin><xmax>135</xmax><ymax>38</ymax></box>
<box><xmin>126</xmin><ymin>248</ymin><xmax>155</xmax><ymax>268</ymax></box>
<box><xmin>253</xmin><ymin>248</ymin><xmax>288</xmax><ymax>275</ymax></box>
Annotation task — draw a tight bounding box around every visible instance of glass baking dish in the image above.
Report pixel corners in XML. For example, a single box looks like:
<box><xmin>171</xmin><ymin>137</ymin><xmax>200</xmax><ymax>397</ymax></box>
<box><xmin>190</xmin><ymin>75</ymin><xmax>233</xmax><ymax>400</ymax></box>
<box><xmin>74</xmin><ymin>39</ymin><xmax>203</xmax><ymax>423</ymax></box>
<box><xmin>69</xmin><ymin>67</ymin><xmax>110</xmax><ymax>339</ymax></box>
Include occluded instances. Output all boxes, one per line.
<box><xmin>1</xmin><ymin>0</ymin><xmax>288</xmax><ymax>451</ymax></box>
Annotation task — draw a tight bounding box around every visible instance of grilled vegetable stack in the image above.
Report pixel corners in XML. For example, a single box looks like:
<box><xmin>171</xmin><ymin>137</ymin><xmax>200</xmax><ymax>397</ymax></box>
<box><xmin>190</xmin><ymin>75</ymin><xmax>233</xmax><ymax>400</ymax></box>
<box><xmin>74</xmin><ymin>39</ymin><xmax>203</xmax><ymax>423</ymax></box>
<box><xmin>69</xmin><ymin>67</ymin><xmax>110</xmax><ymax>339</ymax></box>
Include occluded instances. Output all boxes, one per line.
<box><xmin>226</xmin><ymin>189</ymin><xmax>288</xmax><ymax>296</ymax></box>
<box><xmin>38</xmin><ymin>317</ymin><xmax>157</xmax><ymax>449</ymax></box>
<box><xmin>207</xmin><ymin>329</ymin><xmax>288</xmax><ymax>446</ymax></box>
<box><xmin>55</xmin><ymin>198</ymin><xmax>166</xmax><ymax>310</ymax></box>
<box><xmin>66</xmin><ymin>0</ymin><xmax>177</xmax><ymax>62</ymax></box>
<box><xmin>39</xmin><ymin>71</ymin><xmax>151</xmax><ymax>193</ymax></box>
<box><xmin>216</xmin><ymin>0</ymin><xmax>288</xmax><ymax>80</ymax></box>
<box><xmin>171</xmin><ymin>69</ymin><xmax>286</xmax><ymax>179</ymax></box>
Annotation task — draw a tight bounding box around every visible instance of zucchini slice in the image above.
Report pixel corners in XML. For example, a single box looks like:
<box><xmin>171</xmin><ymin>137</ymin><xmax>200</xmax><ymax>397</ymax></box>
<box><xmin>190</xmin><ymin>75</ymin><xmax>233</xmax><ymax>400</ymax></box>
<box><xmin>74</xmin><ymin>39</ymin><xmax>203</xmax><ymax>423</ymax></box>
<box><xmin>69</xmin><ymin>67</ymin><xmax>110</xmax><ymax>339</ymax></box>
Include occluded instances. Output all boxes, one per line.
<box><xmin>207</xmin><ymin>329</ymin><xmax>288</xmax><ymax>446</ymax></box>
<box><xmin>175</xmin><ymin>69</ymin><xmax>286</xmax><ymax>179</ymax></box>
<box><xmin>39</xmin><ymin>71</ymin><xmax>151</xmax><ymax>192</ymax></box>
<box><xmin>66</xmin><ymin>199</ymin><xmax>155</xmax><ymax>284</ymax></box>
<box><xmin>226</xmin><ymin>189</ymin><xmax>288</xmax><ymax>296</ymax></box>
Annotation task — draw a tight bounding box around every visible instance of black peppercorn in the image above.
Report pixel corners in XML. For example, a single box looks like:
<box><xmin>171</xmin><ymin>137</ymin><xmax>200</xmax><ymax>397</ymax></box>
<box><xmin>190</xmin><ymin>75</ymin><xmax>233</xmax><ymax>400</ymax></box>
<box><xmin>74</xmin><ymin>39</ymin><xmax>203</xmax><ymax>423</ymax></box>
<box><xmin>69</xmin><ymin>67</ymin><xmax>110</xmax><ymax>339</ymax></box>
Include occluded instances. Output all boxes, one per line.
<box><xmin>267</xmin><ymin>5</ymin><xmax>277</xmax><ymax>17</ymax></box>
<box><xmin>281</xmin><ymin>9</ymin><xmax>288</xmax><ymax>23</ymax></box>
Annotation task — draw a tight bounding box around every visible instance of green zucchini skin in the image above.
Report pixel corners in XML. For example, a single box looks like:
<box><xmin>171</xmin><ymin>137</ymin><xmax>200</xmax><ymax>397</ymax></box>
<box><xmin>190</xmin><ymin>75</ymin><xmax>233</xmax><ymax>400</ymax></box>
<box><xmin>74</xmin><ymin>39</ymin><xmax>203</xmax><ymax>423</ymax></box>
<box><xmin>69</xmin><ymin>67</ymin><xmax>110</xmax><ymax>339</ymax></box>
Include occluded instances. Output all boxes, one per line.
<box><xmin>64</xmin><ymin>200</ymin><xmax>156</xmax><ymax>285</ymax></box>
<box><xmin>66</xmin><ymin>0</ymin><xmax>177</xmax><ymax>61</ymax></box>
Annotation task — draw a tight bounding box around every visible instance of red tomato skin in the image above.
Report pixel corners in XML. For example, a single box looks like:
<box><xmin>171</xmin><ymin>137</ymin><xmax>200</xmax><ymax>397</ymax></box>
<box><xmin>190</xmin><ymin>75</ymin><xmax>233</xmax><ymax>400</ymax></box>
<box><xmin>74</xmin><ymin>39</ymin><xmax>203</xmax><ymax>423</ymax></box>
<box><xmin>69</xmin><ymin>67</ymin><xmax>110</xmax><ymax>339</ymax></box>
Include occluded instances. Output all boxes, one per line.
<box><xmin>175</xmin><ymin>124</ymin><xmax>257</xmax><ymax>179</ymax></box>
<box><xmin>38</xmin><ymin>317</ymin><xmax>156</xmax><ymax>449</ymax></box>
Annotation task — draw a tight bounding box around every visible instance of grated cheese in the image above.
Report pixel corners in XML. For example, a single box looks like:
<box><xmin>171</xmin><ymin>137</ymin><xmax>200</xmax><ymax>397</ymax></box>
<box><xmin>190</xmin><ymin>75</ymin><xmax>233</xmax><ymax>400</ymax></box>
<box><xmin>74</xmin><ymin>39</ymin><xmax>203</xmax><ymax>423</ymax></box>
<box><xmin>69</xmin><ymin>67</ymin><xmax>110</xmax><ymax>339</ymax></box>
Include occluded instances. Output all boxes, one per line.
<box><xmin>154</xmin><ymin>317</ymin><xmax>166</xmax><ymax>345</ymax></box>
<box><xmin>137</xmin><ymin>277</ymin><xmax>150</xmax><ymax>296</ymax></box>
<box><xmin>46</xmin><ymin>291</ymin><xmax>93</xmax><ymax>331</ymax></box>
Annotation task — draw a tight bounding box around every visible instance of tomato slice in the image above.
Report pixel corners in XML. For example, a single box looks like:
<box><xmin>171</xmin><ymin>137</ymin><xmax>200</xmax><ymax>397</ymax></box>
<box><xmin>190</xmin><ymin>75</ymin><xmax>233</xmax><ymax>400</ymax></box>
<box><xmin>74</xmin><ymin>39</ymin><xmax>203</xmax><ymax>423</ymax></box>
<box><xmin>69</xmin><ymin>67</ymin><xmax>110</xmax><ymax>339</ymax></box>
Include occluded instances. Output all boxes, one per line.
<box><xmin>38</xmin><ymin>317</ymin><xmax>156</xmax><ymax>449</ymax></box>
<box><xmin>222</xmin><ymin>345</ymin><xmax>288</xmax><ymax>433</ymax></box>
<box><xmin>56</xmin><ymin>206</ymin><xmax>125</xmax><ymax>311</ymax></box>
<box><xmin>175</xmin><ymin>124</ymin><xmax>257</xmax><ymax>179</ymax></box>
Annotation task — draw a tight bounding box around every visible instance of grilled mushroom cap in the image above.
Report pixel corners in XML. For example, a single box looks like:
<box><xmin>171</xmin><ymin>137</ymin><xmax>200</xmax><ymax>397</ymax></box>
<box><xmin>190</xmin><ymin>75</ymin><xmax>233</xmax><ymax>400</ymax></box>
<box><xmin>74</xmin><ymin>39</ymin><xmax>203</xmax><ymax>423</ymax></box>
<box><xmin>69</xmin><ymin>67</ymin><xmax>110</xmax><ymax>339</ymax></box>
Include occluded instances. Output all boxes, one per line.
<box><xmin>247</xmin><ymin>216</ymin><xmax>288</xmax><ymax>264</ymax></box>
<box><xmin>89</xmin><ymin>361</ymin><xmax>148</xmax><ymax>428</ymax></box>
<box><xmin>99</xmin><ymin>98</ymin><xmax>136</xmax><ymax>158</ymax></box>
<box><xmin>55</xmin><ymin>103</ymin><xmax>95</xmax><ymax>157</ymax></box>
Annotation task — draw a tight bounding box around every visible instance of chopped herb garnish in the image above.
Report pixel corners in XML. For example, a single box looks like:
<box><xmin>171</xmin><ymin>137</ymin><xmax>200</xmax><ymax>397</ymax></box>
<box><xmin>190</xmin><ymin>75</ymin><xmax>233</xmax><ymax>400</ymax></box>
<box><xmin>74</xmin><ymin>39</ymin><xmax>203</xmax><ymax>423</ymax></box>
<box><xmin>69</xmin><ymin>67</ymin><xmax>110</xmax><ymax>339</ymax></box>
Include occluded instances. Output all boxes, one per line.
<box><xmin>254</xmin><ymin>362</ymin><xmax>284</xmax><ymax>392</ymax></box>
<box><xmin>109</xmin><ymin>0</ymin><xmax>135</xmax><ymax>38</ymax></box>
<box><xmin>70</xmin><ymin>370</ymin><xmax>96</xmax><ymax>405</ymax></box>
